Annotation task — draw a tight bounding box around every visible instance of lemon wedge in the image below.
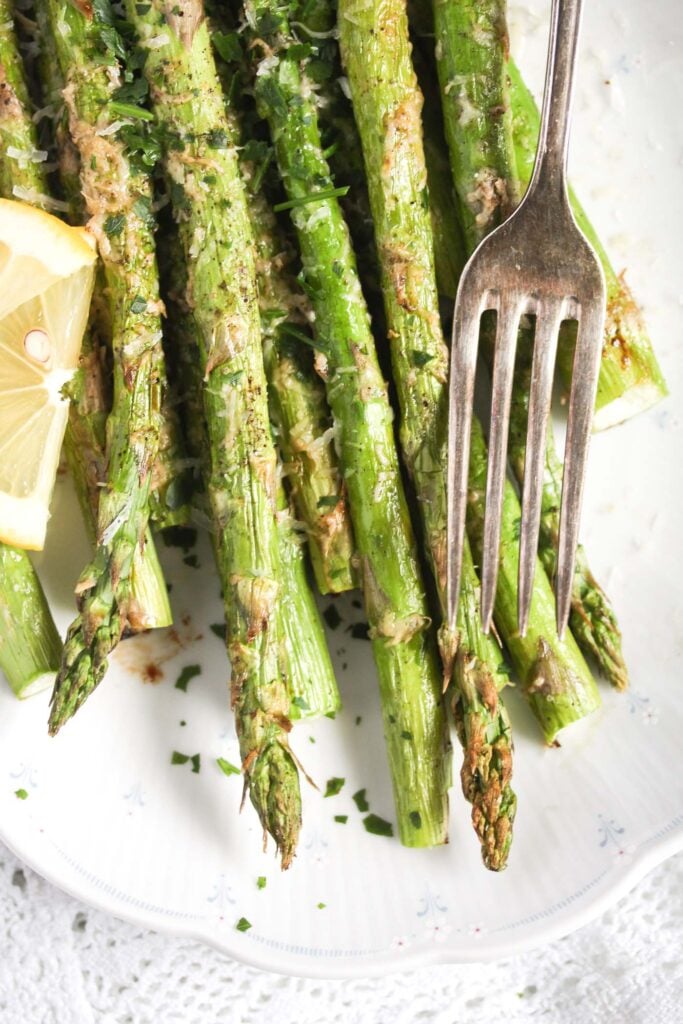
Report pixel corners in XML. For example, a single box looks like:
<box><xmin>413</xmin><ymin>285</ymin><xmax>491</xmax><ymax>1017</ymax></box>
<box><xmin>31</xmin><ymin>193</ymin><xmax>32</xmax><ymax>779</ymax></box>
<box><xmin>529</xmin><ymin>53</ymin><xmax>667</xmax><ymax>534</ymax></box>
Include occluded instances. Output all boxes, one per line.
<box><xmin>0</xmin><ymin>199</ymin><xmax>97</xmax><ymax>550</ymax></box>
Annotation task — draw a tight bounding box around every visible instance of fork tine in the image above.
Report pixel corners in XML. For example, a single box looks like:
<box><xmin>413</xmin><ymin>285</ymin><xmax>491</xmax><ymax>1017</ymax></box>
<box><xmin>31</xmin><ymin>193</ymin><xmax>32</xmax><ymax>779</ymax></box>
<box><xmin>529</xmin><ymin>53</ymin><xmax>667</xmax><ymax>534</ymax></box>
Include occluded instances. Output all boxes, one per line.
<box><xmin>556</xmin><ymin>301</ymin><xmax>606</xmax><ymax>635</ymax></box>
<box><xmin>518</xmin><ymin>302</ymin><xmax>564</xmax><ymax>635</ymax></box>
<box><xmin>480</xmin><ymin>299</ymin><xmax>523</xmax><ymax>632</ymax></box>
<box><xmin>446</xmin><ymin>284</ymin><xmax>482</xmax><ymax>630</ymax></box>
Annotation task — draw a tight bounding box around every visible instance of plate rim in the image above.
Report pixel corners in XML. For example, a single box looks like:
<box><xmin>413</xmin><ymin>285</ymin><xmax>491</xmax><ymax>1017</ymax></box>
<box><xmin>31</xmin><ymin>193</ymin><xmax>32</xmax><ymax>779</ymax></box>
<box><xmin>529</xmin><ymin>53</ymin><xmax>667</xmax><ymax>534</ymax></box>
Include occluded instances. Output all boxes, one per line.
<box><xmin>2</xmin><ymin>813</ymin><xmax>681</xmax><ymax>978</ymax></box>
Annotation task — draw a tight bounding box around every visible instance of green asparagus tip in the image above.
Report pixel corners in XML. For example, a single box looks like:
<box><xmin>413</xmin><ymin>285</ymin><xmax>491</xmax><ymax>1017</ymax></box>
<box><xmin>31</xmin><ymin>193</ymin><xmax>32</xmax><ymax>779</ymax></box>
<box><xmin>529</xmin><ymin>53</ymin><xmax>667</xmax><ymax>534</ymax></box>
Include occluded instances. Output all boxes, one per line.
<box><xmin>570</xmin><ymin>573</ymin><xmax>629</xmax><ymax>692</ymax></box>
<box><xmin>453</xmin><ymin>650</ymin><xmax>516</xmax><ymax>871</ymax></box>
<box><xmin>47</xmin><ymin>623</ymin><xmax>108</xmax><ymax>736</ymax></box>
<box><xmin>247</xmin><ymin>741</ymin><xmax>302</xmax><ymax>870</ymax></box>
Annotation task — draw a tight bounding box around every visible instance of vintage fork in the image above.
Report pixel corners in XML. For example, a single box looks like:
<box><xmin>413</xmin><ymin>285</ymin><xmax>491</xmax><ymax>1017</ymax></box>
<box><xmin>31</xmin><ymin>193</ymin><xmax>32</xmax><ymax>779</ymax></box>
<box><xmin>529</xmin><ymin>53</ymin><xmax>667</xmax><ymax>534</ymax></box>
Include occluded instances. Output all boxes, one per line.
<box><xmin>446</xmin><ymin>0</ymin><xmax>606</xmax><ymax>638</ymax></box>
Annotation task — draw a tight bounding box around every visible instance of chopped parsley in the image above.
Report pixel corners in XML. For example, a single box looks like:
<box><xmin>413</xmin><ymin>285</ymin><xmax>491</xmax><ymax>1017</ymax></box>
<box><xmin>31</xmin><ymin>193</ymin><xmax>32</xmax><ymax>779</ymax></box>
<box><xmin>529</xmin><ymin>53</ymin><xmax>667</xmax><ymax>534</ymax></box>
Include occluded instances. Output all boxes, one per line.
<box><xmin>411</xmin><ymin>350</ymin><xmax>435</xmax><ymax>368</ymax></box>
<box><xmin>273</xmin><ymin>185</ymin><xmax>350</xmax><ymax>212</ymax></box>
<box><xmin>352</xmin><ymin>788</ymin><xmax>369</xmax><ymax>812</ymax></box>
<box><xmin>236</xmin><ymin>917</ymin><xmax>252</xmax><ymax>932</ymax></box>
<box><xmin>324</xmin><ymin>777</ymin><xmax>345</xmax><ymax>798</ymax></box>
<box><xmin>334</xmin><ymin>815</ymin><xmax>348</xmax><ymax>824</ymax></box>
<box><xmin>212</xmin><ymin>30</ymin><xmax>242</xmax><ymax>63</ymax></box>
<box><xmin>162</xmin><ymin>526</ymin><xmax>197</xmax><ymax>552</ymax></box>
<box><xmin>171</xmin><ymin>751</ymin><xmax>201</xmax><ymax>773</ymax></box>
<box><xmin>110</xmin><ymin>100</ymin><xmax>154</xmax><ymax>122</ymax></box>
<box><xmin>409</xmin><ymin>811</ymin><xmax>422</xmax><ymax>830</ymax></box>
<box><xmin>14</xmin><ymin>788</ymin><xmax>28</xmax><ymax>800</ymax></box>
<box><xmin>363</xmin><ymin>813</ymin><xmax>393</xmax><ymax>838</ymax></box>
<box><xmin>103</xmin><ymin>213</ymin><xmax>125</xmax><ymax>237</ymax></box>
<box><xmin>210</xmin><ymin>623</ymin><xmax>227</xmax><ymax>640</ymax></box>
<box><xmin>322</xmin><ymin>604</ymin><xmax>342</xmax><ymax>630</ymax></box>
<box><xmin>175</xmin><ymin>664</ymin><xmax>201</xmax><ymax>692</ymax></box>
<box><xmin>257</xmin><ymin>876</ymin><xmax>267</xmax><ymax>890</ymax></box>
<box><xmin>217</xmin><ymin>758</ymin><xmax>241</xmax><ymax>778</ymax></box>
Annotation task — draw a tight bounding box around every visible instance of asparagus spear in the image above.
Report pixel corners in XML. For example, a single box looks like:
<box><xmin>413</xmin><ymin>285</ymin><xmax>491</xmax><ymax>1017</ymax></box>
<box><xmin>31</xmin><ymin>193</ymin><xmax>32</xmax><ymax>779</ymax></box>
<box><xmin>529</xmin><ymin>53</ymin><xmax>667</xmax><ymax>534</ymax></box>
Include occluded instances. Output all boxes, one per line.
<box><xmin>507</xmin><ymin>339</ymin><xmax>628</xmax><ymax>689</ymax></box>
<box><xmin>125</xmin><ymin>0</ymin><xmax>301</xmax><ymax>866</ymax></box>
<box><xmin>242</xmin><ymin>0</ymin><xmax>451</xmax><ymax>847</ymax></box>
<box><xmin>43</xmin><ymin>0</ymin><xmax>170</xmax><ymax>731</ymax></box>
<box><xmin>339</xmin><ymin>0</ymin><xmax>514</xmax><ymax>868</ymax></box>
<box><xmin>0</xmin><ymin>0</ymin><xmax>61</xmax><ymax>697</ymax></box>
<box><xmin>0</xmin><ymin>544</ymin><xmax>62</xmax><ymax>698</ymax></box>
<box><xmin>468</xmin><ymin>418</ymin><xmax>600</xmax><ymax>742</ymax></box>
<box><xmin>430</xmin><ymin>0</ymin><xmax>627</xmax><ymax>690</ymax></box>
<box><xmin>508</xmin><ymin>61</ymin><xmax>667</xmax><ymax>430</ymax></box>
<box><xmin>411</xmin><ymin>4</ymin><xmax>666</xmax><ymax>426</ymax></box>
<box><xmin>31</xmin><ymin>5</ymin><xmax>193</xmax><ymax>536</ymax></box>
<box><xmin>204</xmin><ymin>2</ymin><xmax>357</xmax><ymax>595</ymax></box>
<box><xmin>157</xmin><ymin>207</ymin><xmax>340</xmax><ymax>719</ymax></box>
<box><xmin>432</xmin><ymin>0</ymin><xmax>519</xmax><ymax>250</ymax></box>
<box><xmin>20</xmin><ymin>0</ymin><xmax>172</xmax><ymax>633</ymax></box>
<box><xmin>240</xmin><ymin>148</ymin><xmax>356</xmax><ymax>597</ymax></box>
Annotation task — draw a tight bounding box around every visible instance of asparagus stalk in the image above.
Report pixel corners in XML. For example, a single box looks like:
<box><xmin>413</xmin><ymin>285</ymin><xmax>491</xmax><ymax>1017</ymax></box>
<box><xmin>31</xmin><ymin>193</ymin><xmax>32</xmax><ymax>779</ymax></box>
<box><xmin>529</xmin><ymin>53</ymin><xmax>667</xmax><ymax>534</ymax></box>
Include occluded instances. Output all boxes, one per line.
<box><xmin>24</xmin><ymin>0</ymin><xmax>172</xmax><ymax>632</ymax></box>
<box><xmin>0</xmin><ymin>544</ymin><xmax>62</xmax><ymax>698</ymax></box>
<box><xmin>32</xmin><ymin>5</ymin><xmax>192</xmax><ymax>536</ymax></box>
<box><xmin>157</xmin><ymin>208</ymin><xmax>340</xmax><ymax>719</ymax></box>
<box><xmin>412</xmin><ymin>8</ymin><xmax>666</xmax><ymax>430</ymax></box>
<box><xmin>468</xmin><ymin>418</ymin><xmax>600</xmax><ymax>742</ymax></box>
<box><xmin>432</xmin><ymin>0</ymin><xmax>602</xmax><ymax>737</ymax></box>
<box><xmin>507</xmin><ymin>339</ymin><xmax>628</xmax><ymax>689</ymax></box>
<box><xmin>431</xmin><ymin>0</ymin><xmax>627</xmax><ymax>691</ymax></box>
<box><xmin>243</xmin><ymin>0</ymin><xmax>451</xmax><ymax>847</ymax></box>
<box><xmin>204</xmin><ymin>1</ymin><xmax>358</xmax><ymax>596</ymax></box>
<box><xmin>432</xmin><ymin>0</ymin><xmax>519</xmax><ymax>250</ymax></box>
<box><xmin>508</xmin><ymin>61</ymin><xmax>667</xmax><ymax>430</ymax></box>
<box><xmin>0</xmin><ymin>0</ymin><xmax>61</xmax><ymax>697</ymax></box>
<box><xmin>339</xmin><ymin>0</ymin><xmax>514</xmax><ymax>868</ymax></box>
<box><xmin>239</xmin><ymin>148</ymin><xmax>356</xmax><ymax>597</ymax></box>
<box><xmin>44</xmin><ymin>0</ymin><xmax>170</xmax><ymax>731</ymax></box>
<box><xmin>275</xmin><ymin>491</ymin><xmax>341</xmax><ymax>719</ymax></box>
<box><xmin>125</xmin><ymin>0</ymin><xmax>301</xmax><ymax>866</ymax></box>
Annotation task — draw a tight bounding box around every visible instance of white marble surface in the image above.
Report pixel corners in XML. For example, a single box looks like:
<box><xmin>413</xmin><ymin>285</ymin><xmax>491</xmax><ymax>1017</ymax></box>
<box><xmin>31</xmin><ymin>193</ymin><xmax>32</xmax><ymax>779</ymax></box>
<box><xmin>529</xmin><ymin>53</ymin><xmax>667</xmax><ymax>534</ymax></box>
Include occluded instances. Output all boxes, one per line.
<box><xmin>0</xmin><ymin>842</ymin><xmax>681</xmax><ymax>1024</ymax></box>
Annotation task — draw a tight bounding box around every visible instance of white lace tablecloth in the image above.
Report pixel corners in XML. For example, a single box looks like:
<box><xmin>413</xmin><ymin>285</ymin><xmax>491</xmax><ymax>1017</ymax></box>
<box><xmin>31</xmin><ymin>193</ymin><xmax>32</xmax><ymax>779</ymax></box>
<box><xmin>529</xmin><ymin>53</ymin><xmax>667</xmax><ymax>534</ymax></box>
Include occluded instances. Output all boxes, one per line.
<box><xmin>0</xmin><ymin>842</ymin><xmax>680</xmax><ymax>1024</ymax></box>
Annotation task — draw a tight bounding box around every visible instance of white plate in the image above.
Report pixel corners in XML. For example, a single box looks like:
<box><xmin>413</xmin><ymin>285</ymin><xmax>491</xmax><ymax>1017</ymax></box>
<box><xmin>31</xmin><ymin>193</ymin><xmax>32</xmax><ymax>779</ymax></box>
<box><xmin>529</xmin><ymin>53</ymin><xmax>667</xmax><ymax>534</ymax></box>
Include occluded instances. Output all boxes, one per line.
<box><xmin>1</xmin><ymin>0</ymin><xmax>681</xmax><ymax>979</ymax></box>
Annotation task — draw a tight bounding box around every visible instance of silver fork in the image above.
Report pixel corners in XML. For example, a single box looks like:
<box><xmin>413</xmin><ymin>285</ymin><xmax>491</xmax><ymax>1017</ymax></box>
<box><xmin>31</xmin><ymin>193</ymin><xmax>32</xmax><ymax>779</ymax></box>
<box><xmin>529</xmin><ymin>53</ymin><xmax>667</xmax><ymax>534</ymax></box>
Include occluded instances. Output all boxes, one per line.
<box><xmin>446</xmin><ymin>0</ymin><xmax>606</xmax><ymax>638</ymax></box>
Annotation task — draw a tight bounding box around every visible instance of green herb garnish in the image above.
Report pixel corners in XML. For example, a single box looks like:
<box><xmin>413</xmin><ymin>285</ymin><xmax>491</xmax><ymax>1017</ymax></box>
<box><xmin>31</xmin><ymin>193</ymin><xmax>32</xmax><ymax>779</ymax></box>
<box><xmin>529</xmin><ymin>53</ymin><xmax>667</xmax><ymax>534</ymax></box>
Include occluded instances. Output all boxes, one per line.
<box><xmin>175</xmin><ymin>664</ymin><xmax>201</xmax><ymax>692</ymax></box>
<box><xmin>363</xmin><ymin>813</ymin><xmax>393</xmax><ymax>837</ymax></box>
<box><xmin>324</xmin><ymin>777</ymin><xmax>345</xmax><ymax>798</ymax></box>
<box><xmin>273</xmin><ymin>185</ymin><xmax>349</xmax><ymax>212</ymax></box>
<box><xmin>103</xmin><ymin>213</ymin><xmax>125</xmax><ymax>237</ymax></box>
<box><xmin>217</xmin><ymin>757</ymin><xmax>241</xmax><ymax>777</ymax></box>
<box><xmin>322</xmin><ymin>604</ymin><xmax>342</xmax><ymax>630</ymax></box>
<box><xmin>411</xmin><ymin>350</ymin><xmax>435</xmax><ymax>368</ymax></box>
<box><xmin>352</xmin><ymin>788</ymin><xmax>369</xmax><ymax>812</ymax></box>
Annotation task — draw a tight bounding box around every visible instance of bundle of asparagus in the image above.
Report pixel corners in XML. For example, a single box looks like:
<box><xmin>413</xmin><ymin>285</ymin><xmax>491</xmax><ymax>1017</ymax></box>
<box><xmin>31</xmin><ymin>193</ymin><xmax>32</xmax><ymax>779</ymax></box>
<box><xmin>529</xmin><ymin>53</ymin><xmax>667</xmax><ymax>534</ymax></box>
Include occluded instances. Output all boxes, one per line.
<box><xmin>0</xmin><ymin>0</ymin><xmax>665</xmax><ymax>872</ymax></box>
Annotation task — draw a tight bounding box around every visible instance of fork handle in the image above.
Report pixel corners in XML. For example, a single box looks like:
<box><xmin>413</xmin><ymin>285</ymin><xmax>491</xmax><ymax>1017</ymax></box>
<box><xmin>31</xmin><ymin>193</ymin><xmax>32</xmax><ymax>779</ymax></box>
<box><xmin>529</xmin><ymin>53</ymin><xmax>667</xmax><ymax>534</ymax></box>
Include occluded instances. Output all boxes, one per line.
<box><xmin>528</xmin><ymin>0</ymin><xmax>584</xmax><ymax>196</ymax></box>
